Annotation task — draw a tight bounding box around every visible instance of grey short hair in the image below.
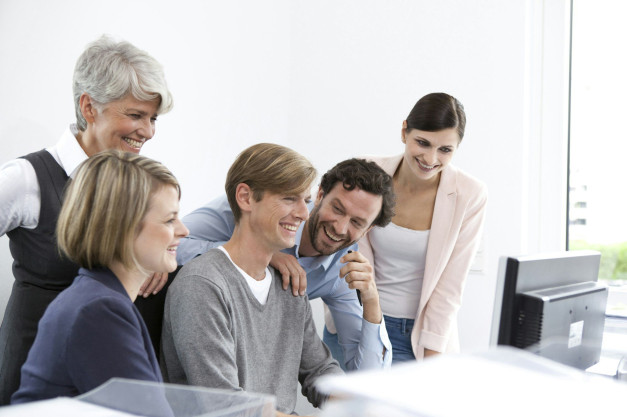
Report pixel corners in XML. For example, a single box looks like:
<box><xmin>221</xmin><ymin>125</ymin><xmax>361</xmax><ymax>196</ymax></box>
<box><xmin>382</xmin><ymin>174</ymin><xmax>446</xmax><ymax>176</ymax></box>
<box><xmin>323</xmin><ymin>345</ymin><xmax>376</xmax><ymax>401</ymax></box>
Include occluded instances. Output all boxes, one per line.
<box><xmin>73</xmin><ymin>35</ymin><xmax>174</xmax><ymax>131</ymax></box>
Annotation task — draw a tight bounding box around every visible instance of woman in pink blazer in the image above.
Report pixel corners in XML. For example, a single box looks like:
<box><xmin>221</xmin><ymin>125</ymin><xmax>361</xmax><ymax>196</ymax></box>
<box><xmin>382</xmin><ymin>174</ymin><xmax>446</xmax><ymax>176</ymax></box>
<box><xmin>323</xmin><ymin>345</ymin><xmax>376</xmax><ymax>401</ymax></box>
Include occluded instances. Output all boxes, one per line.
<box><xmin>359</xmin><ymin>93</ymin><xmax>487</xmax><ymax>362</ymax></box>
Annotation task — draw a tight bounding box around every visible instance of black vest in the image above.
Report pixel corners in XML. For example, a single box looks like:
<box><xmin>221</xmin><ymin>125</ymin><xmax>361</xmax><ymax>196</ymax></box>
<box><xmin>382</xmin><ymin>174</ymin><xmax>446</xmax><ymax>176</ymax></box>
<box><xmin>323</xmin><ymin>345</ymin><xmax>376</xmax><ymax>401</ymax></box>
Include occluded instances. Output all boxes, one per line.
<box><xmin>6</xmin><ymin>150</ymin><xmax>79</xmax><ymax>290</ymax></box>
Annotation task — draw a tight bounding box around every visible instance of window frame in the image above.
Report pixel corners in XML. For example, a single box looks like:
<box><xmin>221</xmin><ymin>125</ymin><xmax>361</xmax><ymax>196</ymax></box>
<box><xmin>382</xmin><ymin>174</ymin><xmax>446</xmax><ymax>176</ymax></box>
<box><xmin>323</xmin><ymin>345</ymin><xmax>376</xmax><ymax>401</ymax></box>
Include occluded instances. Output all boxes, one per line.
<box><xmin>566</xmin><ymin>0</ymin><xmax>627</xmax><ymax>317</ymax></box>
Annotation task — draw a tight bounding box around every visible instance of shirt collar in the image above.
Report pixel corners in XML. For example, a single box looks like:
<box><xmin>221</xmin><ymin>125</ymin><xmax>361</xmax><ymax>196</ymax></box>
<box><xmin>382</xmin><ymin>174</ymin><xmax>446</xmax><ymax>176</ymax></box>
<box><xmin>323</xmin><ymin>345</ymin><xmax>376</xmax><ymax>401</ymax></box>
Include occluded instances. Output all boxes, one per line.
<box><xmin>78</xmin><ymin>267</ymin><xmax>130</xmax><ymax>299</ymax></box>
<box><xmin>56</xmin><ymin>124</ymin><xmax>89</xmax><ymax>178</ymax></box>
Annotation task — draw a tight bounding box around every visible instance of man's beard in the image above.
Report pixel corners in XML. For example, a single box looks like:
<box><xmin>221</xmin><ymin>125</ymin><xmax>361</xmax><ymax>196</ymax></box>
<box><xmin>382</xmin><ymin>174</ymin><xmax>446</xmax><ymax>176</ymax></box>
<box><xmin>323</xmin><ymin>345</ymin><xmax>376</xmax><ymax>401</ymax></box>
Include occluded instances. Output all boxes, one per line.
<box><xmin>307</xmin><ymin>205</ymin><xmax>354</xmax><ymax>256</ymax></box>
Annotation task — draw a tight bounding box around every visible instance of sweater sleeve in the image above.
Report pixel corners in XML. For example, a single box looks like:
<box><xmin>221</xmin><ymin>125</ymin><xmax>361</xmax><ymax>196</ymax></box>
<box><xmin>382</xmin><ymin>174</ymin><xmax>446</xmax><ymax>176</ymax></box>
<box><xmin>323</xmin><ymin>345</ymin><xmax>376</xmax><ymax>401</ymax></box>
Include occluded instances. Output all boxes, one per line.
<box><xmin>164</xmin><ymin>271</ymin><xmax>242</xmax><ymax>391</ymax></box>
<box><xmin>298</xmin><ymin>296</ymin><xmax>344</xmax><ymax>407</ymax></box>
<box><xmin>66</xmin><ymin>297</ymin><xmax>161</xmax><ymax>393</ymax></box>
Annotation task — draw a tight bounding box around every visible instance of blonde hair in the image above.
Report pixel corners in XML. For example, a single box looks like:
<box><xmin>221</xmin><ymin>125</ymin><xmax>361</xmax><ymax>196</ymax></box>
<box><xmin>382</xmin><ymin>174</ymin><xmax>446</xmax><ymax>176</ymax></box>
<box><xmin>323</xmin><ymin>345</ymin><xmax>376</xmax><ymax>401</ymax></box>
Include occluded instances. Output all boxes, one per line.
<box><xmin>225</xmin><ymin>143</ymin><xmax>317</xmax><ymax>223</ymax></box>
<box><xmin>57</xmin><ymin>150</ymin><xmax>180</xmax><ymax>271</ymax></box>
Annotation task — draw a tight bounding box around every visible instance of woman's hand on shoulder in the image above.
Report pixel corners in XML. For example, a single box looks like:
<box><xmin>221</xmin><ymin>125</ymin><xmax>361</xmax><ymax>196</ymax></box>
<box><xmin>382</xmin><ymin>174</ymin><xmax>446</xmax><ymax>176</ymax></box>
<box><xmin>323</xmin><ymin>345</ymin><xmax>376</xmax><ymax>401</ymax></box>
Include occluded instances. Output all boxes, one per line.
<box><xmin>138</xmin><ymin>272</ymin><xmax>169</xmax><ymax>297</ymax></box>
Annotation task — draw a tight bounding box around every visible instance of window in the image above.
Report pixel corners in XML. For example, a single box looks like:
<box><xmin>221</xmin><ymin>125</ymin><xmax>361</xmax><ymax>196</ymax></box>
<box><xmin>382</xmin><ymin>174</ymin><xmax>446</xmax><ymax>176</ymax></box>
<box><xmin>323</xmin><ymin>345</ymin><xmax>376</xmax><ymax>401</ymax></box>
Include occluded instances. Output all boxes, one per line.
<box><xmin>568</xmin><ymin>0</ymin><xmax>627</xmax><ymax>316</ymax></box>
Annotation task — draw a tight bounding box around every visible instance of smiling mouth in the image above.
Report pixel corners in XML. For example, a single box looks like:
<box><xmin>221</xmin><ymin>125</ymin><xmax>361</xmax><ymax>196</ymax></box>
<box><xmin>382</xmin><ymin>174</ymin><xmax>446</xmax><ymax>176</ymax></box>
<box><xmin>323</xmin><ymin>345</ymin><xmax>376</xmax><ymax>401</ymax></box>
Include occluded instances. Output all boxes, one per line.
<box><xmin>123</xmin><ymin>137</ymin><xmax>145</xmax><ymax>149</ymax></box>
<box><xmin>281</xmin><ymin>223</ymin><xmax>299</xmax><ymax>232</ymax></box>
<box><xmin>323</xmin><ymin>226</ymin><xmax>343</xmax><ymax>242</ymax></box>
<box><xmin>417</xmin><ymin>159</ymin><xmax>437</xmax><ymax>171</ymax></box>
<box><xmin>167</xmin><ymin>245</ymin><xmax>178</xmax><ymax>253</ymax></box>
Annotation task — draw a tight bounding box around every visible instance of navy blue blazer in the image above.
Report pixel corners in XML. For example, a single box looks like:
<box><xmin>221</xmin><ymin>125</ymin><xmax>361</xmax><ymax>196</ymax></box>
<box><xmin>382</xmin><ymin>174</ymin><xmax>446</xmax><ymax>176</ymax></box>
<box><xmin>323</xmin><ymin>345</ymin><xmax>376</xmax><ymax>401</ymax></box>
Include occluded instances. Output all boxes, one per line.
<box><xmin>11</xmin><ymin>268</ymin><xmax>162</xmax><ymax>403</ymax></box>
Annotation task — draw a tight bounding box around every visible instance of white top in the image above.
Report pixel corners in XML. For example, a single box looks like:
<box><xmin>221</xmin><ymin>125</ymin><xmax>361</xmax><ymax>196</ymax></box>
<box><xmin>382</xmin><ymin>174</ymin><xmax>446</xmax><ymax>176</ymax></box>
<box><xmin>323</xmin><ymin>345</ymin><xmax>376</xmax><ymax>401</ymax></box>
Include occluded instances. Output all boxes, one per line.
<box><xmin>369</xmin><ymin>222</ymin><xmax>430</xmax><ymax>319</ymax></box>
<box><xmin>0</xmin><ymin>124</ymin><xmax>87</xmax><ymax>235</ymax></box>
<box><xmin>217</xmin><ymin>246</ymin><xmax>272</xmax><ymax>305</ymax></box>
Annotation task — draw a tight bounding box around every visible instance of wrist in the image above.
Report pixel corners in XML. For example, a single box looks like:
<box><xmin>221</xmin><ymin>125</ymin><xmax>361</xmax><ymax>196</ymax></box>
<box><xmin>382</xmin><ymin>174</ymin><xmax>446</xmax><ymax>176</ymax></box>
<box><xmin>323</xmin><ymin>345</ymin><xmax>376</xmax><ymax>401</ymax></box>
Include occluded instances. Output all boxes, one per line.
<box><xmin>362</xmin><ymin>298</ymin><xmax>382</xmax><ymax>324</ymax></box>
<box><xmin>423</xmin><ymin>348</ymin><xmax>441</xmax><ymax>358</ymax></box>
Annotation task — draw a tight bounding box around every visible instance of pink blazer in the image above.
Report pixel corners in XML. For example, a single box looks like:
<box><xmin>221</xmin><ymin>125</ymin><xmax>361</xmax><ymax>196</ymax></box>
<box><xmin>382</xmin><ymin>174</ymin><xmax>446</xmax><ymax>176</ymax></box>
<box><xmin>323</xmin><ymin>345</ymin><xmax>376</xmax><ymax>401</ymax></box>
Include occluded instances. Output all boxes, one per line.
<box><xmin>359</xmin><ymin>154</ymin><xmax>487</xmax><ymax>360</ymax></box>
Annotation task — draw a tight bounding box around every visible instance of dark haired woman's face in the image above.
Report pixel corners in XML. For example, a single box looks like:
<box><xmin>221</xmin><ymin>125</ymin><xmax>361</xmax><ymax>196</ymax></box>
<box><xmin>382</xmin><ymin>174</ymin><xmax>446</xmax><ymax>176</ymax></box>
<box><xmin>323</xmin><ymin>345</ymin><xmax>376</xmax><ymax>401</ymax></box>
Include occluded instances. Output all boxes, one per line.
<box><xmin>401</xmin><ymin>127</ymin><xmax>459</xmax><ymax>182</ymax></box>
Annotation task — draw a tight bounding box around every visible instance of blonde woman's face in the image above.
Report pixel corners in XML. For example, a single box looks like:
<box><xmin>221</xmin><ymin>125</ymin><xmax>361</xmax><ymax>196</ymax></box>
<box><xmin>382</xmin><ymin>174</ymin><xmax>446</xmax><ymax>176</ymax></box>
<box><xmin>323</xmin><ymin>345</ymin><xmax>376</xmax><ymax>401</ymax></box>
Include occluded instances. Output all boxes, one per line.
<box><xmin>133</xmin><ymin>186</ymin><xmax>188</xmax><ymax>275</ymax></box>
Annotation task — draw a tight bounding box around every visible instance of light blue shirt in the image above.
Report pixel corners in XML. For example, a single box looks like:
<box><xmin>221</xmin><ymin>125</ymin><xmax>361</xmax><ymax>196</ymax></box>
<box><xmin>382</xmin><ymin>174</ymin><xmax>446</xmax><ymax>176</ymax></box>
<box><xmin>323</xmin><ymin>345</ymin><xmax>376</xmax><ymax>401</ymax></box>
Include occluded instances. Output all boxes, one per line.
<box><xmin>177</xmin><ymin>195</ymin><xmax>391</xmax><ymax>370</ymax></box>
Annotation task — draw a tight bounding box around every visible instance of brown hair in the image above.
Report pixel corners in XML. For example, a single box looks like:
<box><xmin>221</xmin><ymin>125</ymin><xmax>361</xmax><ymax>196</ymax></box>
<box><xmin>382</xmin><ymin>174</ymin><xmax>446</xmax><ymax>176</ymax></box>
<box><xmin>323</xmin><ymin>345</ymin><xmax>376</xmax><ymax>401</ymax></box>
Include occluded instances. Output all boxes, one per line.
<box><xmin>225</xmin><ymin>143</ymin><xmax>317</xmax><ymax>223</ymax></box>
<box><xmin>406</xmin><ymin>92</ymin><xmax>466</xmax><ymax>142</ymax></box>
<box><xmin>319</xmin><ymin>158</ymin><xmax>395</xmax><ymax>228</ymax></box>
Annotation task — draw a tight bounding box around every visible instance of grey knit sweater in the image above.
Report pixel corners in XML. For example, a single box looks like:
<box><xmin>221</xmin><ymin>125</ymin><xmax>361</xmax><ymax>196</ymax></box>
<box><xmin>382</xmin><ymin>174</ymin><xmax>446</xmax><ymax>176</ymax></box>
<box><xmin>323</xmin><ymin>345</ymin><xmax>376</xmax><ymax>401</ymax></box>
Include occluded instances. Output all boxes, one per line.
<box><xmin>160</xmin><ymin>249</ymin><xmax>343</xmax><ymax>414</ymax></box>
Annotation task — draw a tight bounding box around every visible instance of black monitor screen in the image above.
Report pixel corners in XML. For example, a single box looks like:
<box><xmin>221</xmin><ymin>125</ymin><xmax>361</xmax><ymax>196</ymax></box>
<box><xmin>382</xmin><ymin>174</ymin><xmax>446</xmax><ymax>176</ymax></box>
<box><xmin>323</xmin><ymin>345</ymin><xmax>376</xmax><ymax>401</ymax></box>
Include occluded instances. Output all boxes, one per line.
<box><xmin>490</xmin><ymin>250</ymin><xmax>607</xmax><ymax>370</ymax></box>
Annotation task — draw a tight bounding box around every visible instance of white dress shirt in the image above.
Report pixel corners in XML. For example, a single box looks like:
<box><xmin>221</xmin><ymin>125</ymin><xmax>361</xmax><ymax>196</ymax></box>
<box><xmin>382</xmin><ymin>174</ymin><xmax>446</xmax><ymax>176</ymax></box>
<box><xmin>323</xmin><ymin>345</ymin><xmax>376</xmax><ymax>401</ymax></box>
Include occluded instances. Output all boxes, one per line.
<box><xmin>0</xmin><ymin>125</ymin><xmax>87</xmax><ymax>236</ymax></box>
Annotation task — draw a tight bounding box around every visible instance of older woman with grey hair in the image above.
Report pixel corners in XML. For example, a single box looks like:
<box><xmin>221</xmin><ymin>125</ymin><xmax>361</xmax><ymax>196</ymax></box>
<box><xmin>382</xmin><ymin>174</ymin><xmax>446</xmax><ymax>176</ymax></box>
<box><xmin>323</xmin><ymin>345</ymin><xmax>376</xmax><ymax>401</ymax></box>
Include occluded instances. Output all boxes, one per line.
<box><xmin>0</xmin><ymin>35</ymin><xmax>173</xmax><ymax>404</ymax></box>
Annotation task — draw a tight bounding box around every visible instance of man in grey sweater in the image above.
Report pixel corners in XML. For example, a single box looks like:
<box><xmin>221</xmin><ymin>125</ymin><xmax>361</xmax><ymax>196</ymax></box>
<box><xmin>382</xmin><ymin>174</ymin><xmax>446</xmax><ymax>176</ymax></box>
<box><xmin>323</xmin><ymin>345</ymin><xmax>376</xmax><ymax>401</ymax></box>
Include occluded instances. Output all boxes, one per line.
<box><xmin>160</xmin><ymin>144</ymin><xmax>345</xmax><ymax>415</ymax></box>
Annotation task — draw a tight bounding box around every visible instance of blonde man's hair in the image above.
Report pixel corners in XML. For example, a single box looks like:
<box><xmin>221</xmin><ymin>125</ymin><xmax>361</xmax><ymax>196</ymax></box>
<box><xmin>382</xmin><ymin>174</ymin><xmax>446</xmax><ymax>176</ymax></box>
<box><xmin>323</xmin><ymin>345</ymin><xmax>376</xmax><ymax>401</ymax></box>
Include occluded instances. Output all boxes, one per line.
<box><xmin>57</xmin><ymin>150</ymin><xmax>180</xmax><ymax>271</ymax></box>
<box><xmin>226</xmin><ymin>143</ymin><xmax>317</xmax><ymax>223</ymax></box>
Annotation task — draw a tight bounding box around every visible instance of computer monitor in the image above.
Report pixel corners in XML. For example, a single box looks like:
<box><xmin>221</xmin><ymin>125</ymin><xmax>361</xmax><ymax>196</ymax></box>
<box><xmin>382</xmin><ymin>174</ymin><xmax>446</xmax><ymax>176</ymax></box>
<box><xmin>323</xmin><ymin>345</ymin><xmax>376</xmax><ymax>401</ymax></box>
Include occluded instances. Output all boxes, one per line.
<box><xmin>490</xmin><ymin>250</ymin><xmax>608</xmax><ymax>370</ymax></box>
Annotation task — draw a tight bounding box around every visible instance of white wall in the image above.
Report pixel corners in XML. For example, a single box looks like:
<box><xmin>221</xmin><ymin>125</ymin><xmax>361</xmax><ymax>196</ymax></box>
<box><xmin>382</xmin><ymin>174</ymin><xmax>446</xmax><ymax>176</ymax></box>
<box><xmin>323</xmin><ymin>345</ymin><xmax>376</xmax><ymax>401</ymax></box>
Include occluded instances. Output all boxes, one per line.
<box><xmin>0</xmin><ymin>0</ymin><xmax>570</xmax><ymax>360</ymax></box>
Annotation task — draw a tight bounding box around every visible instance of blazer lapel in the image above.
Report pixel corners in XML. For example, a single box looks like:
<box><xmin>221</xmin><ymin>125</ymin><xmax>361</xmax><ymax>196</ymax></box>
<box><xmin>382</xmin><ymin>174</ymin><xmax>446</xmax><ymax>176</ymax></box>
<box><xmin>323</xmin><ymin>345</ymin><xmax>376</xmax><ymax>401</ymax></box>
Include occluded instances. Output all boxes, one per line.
<box><xmin>421</xmin><ymin>166</ymin><xmax>457</xmax><ymax>305</ymax></box>
<box><xmin>375</xmin><ymin>154</ymin><xmax>403</xmax><ymax>176</ymax></box>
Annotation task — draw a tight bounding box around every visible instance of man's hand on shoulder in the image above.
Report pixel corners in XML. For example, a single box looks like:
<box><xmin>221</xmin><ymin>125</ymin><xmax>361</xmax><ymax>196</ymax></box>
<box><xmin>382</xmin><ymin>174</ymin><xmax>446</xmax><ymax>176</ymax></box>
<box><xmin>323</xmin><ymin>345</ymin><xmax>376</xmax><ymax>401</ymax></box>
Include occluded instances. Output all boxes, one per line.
<box><xmin>339</xmin><ymin>250</ymin><xmax>382</xmax><ymax>324</ymax></box>
<box><xmin>270</xmin><ymin>252</ymin><xmax>307</xmax><ymax>296</ymax></box>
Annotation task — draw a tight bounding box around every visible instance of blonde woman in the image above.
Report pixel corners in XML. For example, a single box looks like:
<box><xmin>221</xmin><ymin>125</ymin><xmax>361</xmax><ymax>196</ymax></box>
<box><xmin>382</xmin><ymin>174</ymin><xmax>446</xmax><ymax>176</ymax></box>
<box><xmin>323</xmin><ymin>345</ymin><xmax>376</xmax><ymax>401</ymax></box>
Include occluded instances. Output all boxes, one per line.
<box><xmin>11</xmin><ymin>150</ymin><xmax>188</xmax><ymax>403</ymax></box>
<box><xmin>0</xmin><ymin>35</ymin><xmax>173</xmax><ymax>404</ymax></box>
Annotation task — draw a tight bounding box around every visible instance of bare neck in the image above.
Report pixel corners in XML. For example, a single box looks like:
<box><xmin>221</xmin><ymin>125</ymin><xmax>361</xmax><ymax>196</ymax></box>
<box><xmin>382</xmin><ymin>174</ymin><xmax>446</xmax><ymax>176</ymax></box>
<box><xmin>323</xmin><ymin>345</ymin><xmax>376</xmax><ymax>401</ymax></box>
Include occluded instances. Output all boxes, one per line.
<box><xmin>75</xmin><ymin>130</ymin><xmax>95</xmax><ymax>157</ymax></box>
<box><xmin>223</xmin><ymin>226</ymin><xmax>273</xmax><ymax>281</ymax></box>
<box><xmin>108</xmin><ymin>262</ymin><xmax>148</xmax><ymax>301</ymax></box>
<box><xmin>395</xmin><ymin>158</ymin><xmax>441</xmax><ymax>192</ymax></box>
